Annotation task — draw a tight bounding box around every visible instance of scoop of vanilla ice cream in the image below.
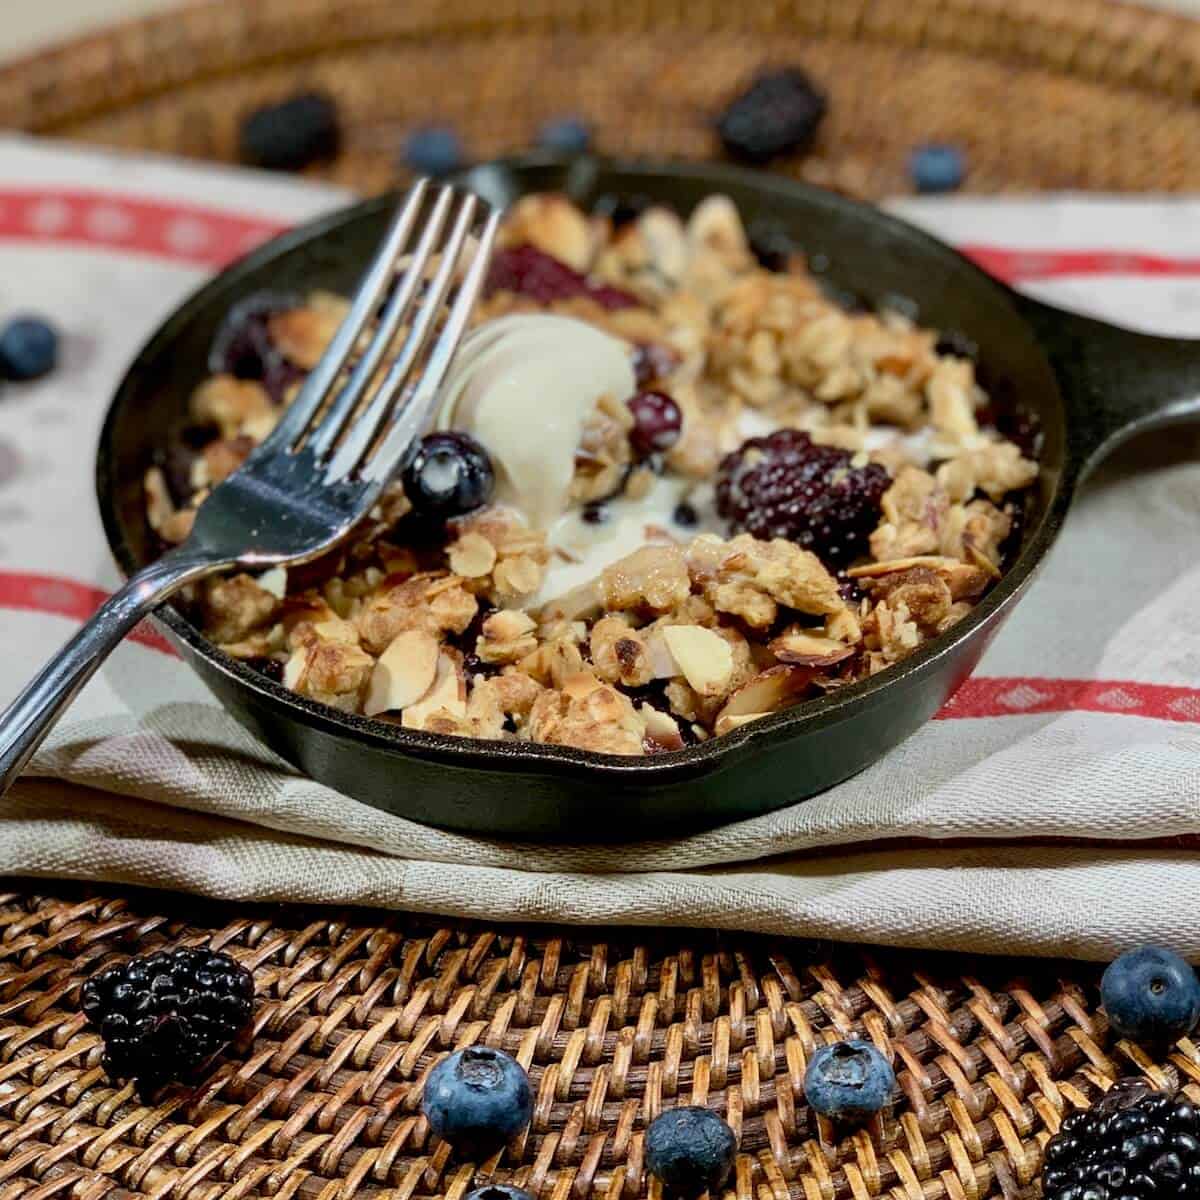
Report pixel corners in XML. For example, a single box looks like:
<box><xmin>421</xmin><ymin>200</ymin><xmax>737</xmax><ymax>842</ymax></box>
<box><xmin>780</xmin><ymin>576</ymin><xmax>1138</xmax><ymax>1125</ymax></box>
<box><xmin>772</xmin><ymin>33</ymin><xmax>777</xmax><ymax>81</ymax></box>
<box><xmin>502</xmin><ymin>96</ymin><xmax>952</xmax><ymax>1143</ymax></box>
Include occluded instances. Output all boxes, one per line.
<box><xmin>437</xmin><ymin>314</ymin><xmax>636</xmax><ymax>528</ymax></box>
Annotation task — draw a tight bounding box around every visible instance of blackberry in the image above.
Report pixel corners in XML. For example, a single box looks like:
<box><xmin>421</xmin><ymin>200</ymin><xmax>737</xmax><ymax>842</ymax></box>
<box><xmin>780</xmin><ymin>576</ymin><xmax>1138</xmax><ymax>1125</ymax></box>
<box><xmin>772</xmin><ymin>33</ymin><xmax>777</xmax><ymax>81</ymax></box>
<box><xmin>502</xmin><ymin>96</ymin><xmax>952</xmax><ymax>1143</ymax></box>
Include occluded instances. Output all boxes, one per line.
<box><xmin>485</xmin><ymin>245</ymin><xmax>639</xmax><ymax>311</ymax></box>
<box><xmin>716</xmin><ymin>430</ymin><xmax>890</xmax><ymax>567</ymax></box>
<box><xmin>208</xmin><ymin>290</ymin><xmax>304</xmax><ymax>385</ymax></box>
<box><xmin>81</xmin><ymin>947</ymin><xmax>255</xmax><ymax>1091</ymax></box>
<box><xmin>238</xmin><ymin>92</ymin><xmax>340</xmax><ymax>171</ymax></box>
<box><xmin>1039</xmin><ymin>1086</ymin><xmax>1200</xmax><ymax>1200</ymax></box>
<box><xmin>717</xmin><ymin>68</ymin><xmax>827</xmax><ymax>164</ymax></box>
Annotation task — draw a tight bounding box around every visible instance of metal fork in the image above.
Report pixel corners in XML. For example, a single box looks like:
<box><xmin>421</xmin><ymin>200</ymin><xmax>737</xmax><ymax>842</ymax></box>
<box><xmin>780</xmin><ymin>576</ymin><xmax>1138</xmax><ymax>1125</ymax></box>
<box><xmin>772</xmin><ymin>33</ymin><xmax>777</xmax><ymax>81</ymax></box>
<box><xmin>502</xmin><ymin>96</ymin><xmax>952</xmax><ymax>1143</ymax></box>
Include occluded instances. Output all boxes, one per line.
<box><xmin>0</xmin><ymin>178</ymin><xmax>501</xmax><ymax>795</ymax></box>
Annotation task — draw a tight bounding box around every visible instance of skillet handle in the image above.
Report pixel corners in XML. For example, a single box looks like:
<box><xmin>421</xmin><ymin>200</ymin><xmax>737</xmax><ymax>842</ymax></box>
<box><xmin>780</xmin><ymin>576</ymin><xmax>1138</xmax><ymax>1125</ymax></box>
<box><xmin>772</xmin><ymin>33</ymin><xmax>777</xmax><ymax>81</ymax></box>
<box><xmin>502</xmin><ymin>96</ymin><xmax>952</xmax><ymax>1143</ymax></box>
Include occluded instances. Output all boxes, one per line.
<box><xmin>1012</xmin><ymin>292</ymin><xmax>1200</xmax><ymax>476</ymax></box>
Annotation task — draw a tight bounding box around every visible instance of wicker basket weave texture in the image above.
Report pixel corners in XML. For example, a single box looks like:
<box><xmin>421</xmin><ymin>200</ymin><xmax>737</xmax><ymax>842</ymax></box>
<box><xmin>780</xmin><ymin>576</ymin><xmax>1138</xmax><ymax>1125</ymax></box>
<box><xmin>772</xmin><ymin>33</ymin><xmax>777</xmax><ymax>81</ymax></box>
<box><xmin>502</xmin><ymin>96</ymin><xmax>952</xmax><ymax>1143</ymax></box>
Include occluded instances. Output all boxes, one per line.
<box><xmin>1</xmin><ymin>0</ymin><xmax>1200</xmax><ymax>199</ymax></box>
<box><xmin>2</xmin><ymin>886</ymin><xmax>1193</xmax><ymax>1200</ymax></box>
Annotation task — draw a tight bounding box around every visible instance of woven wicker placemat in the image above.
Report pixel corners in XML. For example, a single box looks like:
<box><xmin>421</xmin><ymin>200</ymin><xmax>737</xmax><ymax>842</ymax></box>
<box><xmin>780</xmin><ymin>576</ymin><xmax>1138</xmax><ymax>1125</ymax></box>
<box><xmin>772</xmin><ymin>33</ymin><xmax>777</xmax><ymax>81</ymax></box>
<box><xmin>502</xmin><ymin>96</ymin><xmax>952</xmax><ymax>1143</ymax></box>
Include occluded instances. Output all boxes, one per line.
<box><xmin>2</xmin><ymin>883</ymin><xmax>1193</xmax><ymax>1200</ymax></box>
<box><xmin>0</xmin><ymin>0</ymin><xmax>1199</xmax><ymax>200</ymax></box>
<box><xmin>1</xmin><ymin>1</ymin><xmax>1197</xmax><ymax>1196</ymax></box>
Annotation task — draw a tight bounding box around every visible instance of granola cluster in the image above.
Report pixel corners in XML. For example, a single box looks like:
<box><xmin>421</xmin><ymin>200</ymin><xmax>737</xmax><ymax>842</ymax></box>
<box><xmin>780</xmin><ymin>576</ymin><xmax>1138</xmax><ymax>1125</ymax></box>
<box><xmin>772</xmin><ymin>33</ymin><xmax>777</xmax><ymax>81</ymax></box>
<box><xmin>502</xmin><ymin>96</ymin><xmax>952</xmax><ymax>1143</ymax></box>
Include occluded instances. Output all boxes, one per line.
<box><xmin>147</xmin><ymin>190</ymin><xmax>1039</xmax><ymax>756</ymax></box>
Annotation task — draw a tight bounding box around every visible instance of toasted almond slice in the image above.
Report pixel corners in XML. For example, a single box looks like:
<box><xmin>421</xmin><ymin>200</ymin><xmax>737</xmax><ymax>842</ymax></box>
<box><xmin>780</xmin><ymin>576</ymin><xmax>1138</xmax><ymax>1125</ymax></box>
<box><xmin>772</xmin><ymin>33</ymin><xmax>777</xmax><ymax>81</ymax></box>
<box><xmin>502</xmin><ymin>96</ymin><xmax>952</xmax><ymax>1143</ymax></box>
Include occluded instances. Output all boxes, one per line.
<box><xmin>482</xmin><ymin>609</ymin><xmax>537</xmax><ymax>642</ymax></box>
<box><xmin>846</xmin><ymin>555</ymin><xmax>961</xmax><ymax>578</ymax></box>
<box><xmin>144</xmin><ymin>466</ymin><xmax>175</xmax><ymax>532</ymax></box>
<box><xmin>640</xmin><ymin>704</ymin><xmax>685</xmax><ymax>752</ymax></box>
<box><xmin>283</xmin><ymin>645</ymin><xmax>310</xmax><ymax>692</ymax></box>
<box><xmin>257</xmin><ymin>566</ymin><xmax>288</xmax><ymax>599</ymax></box>
<box><xmin>365</xmin><ymin>629</ymin><xmax>441</xmax><ymax>717</ymax></box>
<box><xmin>964</xmin><ymin>541</ymin><xmax>1002</xmax><ymax>578</ymax></box>
<box><xmin>402</xmin><ymin>649</ymin><xmax>467</xmax><ymax>729</ymax></box>
<box><xmin>448</xmin><ymin>531</ymin><xmax>498</xmax><ymax>579</ymax></box>
<box><xmin>714</xmin><ymin>710</ymin><xmax>772</xmax><ymax>736</ymax></box>
<box><xmin>561</xmin><ymin>671</ymin><xmax>605</xmax><ymax>701</ymax></box>
<box><xmin>769</xmin><ymin>630</ymin><xmax>855</xmax><ymax>668</ymax></box>
<box><xmin>642</xmin><ymin>628</ymin><xmax>681</xmax><ymax>679</ymax></box>
<box><xmin>716</xmin><ymin>665</ymin><xmax>813</xmax><ymax>728</ymax></box>
<box><xmin>660</xmin><ymin>625</ymin><xmax>734</xmax><ymax>697</ymax></box>
<box><xmin>537</xmin><ymin>577</ymin><xmax>605</xmax><ymax>624</ymax></box>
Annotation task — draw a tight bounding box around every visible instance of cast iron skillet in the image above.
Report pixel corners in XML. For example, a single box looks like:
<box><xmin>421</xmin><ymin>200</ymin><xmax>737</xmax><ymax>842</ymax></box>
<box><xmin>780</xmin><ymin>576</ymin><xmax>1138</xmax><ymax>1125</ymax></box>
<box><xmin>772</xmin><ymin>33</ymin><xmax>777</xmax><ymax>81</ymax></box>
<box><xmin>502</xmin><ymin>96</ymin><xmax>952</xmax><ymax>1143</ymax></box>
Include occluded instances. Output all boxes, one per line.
<box><xmin>97</xmin><ymin>156</ymin><xmax>1200</xmax><ymax>839</ymax></box>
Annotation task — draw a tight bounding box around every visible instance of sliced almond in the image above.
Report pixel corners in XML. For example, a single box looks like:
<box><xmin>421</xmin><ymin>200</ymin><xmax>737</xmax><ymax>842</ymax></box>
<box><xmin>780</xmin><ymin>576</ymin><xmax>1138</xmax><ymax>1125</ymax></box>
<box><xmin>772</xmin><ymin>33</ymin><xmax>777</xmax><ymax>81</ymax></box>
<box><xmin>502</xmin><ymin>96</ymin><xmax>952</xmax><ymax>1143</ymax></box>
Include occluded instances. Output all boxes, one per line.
<box><xmin>257</xmin><ymin>566</ymin><xmax>288</xmax><ymax>600</ymax></box>
<box><xmin>686</xmin><ymin>194</ymin><xmax>749</xmax><ymax>258</ymax></box>
<box><xmin>714</xmin><ymin>711</ymin><xmax>772</xmax><ymax>736</ymax></box>
<box><xmin>847</xmin><ymin>555</ymin><xmax>961</xmax><ymax>578</ymax></box>
<box><xmin>660</xmin><ymin>625</ymin><xmax>734</xmax><ymax>697</ymax></box>
<box><xmin>847</xmin><ymin>554</ymin><xmax>989</xmax><ymax>601</ymax></box>
<box><xmin>561</xmin><ymin>671</ymin><xmax>605</xmax><ymax>701</ymax></box>
<box><xmin>537</xmin><ymin>577</ymin><xmax>605</xmax><ymax>624</ymax></box>
<box><xmin>283</xmin><ymin>645</ymin><xmax>310</xmax><ymax>691</ymax></box>
<box><xmin>769</xmin><ymin>630</ymin><xmax>855</xmax><ymax>668</ymax></box>
<box><xmin>143</xmin><ymin>466</ymin><xmax>175</xmax><ymax>532</ymax></box>
<box><xmin>716</xmin><ymin>665</ymin><xmax>813</xmax><ymax>730</ymax></box>
<box><xmin>364</xmin><ymin>629</ymin><xmax>440</xmax><ymax>717</ymax></box>
<box><xmin>402</xmin><ymin>649</ymin><xmax>467</xmax><ymax>729</ymax></box>
<box><xmin>640</xmin><ymin>705</ymin><xmax>685</xmax><ymax>752</ymax></box>
<box><xmin>642</xmin><ymin>628</ymin><xmax>681</xmax><ymax>679</ymax></box>
<box><xmin>448</xmin><ymin>531</ymin><xmax>498</xmax><ymax>579</ymax></box>
<box><xmin>482</xmin><ymin>609</ymin><xmax>536</xmax><ymax>641</ymax></box>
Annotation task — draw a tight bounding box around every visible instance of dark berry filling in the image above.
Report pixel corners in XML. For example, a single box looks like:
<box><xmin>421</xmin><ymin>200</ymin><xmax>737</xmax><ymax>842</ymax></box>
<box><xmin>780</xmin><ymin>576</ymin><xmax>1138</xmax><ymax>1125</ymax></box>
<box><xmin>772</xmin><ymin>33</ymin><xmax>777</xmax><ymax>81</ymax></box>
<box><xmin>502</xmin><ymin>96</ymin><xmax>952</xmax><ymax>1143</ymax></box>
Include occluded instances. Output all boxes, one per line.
<box><xmin>485</xmin><ymin>245</ymin><xmax>639</xmax><ymax>311</ymax></box>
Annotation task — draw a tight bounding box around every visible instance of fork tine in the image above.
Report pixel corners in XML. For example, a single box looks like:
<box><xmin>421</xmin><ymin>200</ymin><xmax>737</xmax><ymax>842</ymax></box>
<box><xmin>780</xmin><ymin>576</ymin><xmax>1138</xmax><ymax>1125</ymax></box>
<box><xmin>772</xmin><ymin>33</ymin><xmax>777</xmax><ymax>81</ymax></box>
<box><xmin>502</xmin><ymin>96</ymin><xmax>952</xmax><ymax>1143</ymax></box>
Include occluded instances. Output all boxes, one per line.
<box><xmin>305</xmin><ymin>184</ymin><xmax>455</xmax><ymax>460</ymax></box>
<box><xmin>257</xmin><ymin>177</ymin><xmax>430</xmax><ymax>454</ymax></box>
<box><xmin>325</xmin><ymin>194</ymin><xmax>493</xmax><ymax>483</ymax></box>
<box><xmin>355</xmin><ymin>207</ymin><xmax>503</xmax><ymax>485</ymax></box>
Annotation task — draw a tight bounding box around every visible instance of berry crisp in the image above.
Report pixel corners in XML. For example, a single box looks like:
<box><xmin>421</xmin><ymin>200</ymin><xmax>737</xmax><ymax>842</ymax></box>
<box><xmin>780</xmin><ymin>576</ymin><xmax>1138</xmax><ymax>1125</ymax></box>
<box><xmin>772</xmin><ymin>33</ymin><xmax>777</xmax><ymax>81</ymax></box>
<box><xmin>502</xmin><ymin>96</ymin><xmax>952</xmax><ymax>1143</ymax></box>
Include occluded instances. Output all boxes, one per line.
<box><xmin>145</xmin><ymin>191</ymin><xmax>1039</xmax><ymax>756</ymax></box>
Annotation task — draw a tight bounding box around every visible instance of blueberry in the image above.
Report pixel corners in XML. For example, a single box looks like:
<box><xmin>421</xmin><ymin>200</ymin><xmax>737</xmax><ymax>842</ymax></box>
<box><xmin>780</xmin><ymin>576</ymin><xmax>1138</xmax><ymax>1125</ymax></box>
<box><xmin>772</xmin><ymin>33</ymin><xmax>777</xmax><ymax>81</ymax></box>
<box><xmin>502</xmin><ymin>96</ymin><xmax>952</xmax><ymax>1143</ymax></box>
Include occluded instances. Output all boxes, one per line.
<box><xmin>0</xmin><ymin>316</ymin><xmax>58</xmax><ymax>381</ymax></box>
<box><xmin>644</xmin><ymin>1106</ymin><xmax>737</xmax><ymax>1197</ymax></box>
<box><xmin>401</xmin><ymin>432</ymin><xmax>494</xmax><ymax>519</ymax></box>
<box><xmin>465</xmin><ymin>1189</ymin><xmax>533</xmax><ymax>1200</ymax></box>
<box><xmin>804</xmin><ymin>1040</ymin><xmax>895</xmax><ymax>1122</ymax></box>
<box><xmin>404</xmin><ymin>126</ymin><xmax>464</xmax><ymax>177</ymax></box>
<box><xmin>1101</xmin><ymin>946</ymin><xmax>1200</xmax><ymax>1045</ymax></box>
<box><xmin>421</xmin><ymin>1046</ymin><xmax>532</xmax><ymax>1152</ymax></box>
<box><xmin>673</xmin><ymin>501</ymin><xmax>698</xmax><ymax>528</ymax></box>
<box><xmin>239</xmin><ymin>92</ymin><xmax>340</xmax><ymax>171</ymax></box>
<box><xmin>909</xmin><ymin>143</ymin><xmax>966</xmax><ymax>194</ymax></box>
<box><xmin>538</xmin><ymin>116</ymin><xmax>592</xmax><ymax>155</ymax></box>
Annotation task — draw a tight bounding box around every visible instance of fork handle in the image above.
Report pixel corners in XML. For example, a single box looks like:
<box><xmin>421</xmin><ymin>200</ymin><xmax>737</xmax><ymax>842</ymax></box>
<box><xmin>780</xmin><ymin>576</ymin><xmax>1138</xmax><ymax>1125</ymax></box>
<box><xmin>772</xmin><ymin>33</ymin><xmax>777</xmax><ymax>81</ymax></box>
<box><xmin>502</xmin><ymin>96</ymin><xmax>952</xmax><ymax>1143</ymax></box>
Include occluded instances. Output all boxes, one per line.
<box><xmin>0</xmin><ymin>547</ymin><xmax>223</xmax><ymax>796</ymax></box>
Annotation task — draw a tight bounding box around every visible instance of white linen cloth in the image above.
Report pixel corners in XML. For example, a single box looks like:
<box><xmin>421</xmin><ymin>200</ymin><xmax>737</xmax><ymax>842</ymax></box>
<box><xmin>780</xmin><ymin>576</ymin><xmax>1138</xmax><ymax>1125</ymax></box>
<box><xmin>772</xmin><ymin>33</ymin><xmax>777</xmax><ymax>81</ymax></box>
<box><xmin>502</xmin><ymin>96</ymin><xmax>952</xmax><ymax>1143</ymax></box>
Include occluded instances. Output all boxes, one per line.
<box><xmin>2</xmin><ymin>135</ymin><xmax>1199</xmax><ymax>960</ymax></box>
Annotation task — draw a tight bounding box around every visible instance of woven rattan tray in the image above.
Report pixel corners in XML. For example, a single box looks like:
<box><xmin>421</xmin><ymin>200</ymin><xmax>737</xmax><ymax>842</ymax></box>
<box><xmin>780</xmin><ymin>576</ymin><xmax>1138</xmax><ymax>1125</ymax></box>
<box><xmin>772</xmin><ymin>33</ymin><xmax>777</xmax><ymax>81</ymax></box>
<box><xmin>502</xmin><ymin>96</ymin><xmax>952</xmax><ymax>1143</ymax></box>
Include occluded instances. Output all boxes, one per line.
<box><xmin>2</xmin><ymin>0</ymin><xmax>1199</xmax><ymax>1196</ymax></box>
<box><xmin>3</xmin><ymin>883</ymin><xmax>1193</xmax><ymax>1200</ymax></box>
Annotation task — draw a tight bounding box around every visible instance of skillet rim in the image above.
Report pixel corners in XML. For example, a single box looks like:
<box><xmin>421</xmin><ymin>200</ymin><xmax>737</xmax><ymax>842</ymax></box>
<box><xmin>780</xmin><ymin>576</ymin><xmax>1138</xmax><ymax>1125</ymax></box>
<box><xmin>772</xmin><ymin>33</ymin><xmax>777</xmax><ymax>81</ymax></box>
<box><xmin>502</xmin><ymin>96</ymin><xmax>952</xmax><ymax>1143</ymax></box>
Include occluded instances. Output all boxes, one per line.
<box><xmin>96</xmin><ymin>155</ymin><xmax>1074</xmax><ymax>780</ymax></box>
